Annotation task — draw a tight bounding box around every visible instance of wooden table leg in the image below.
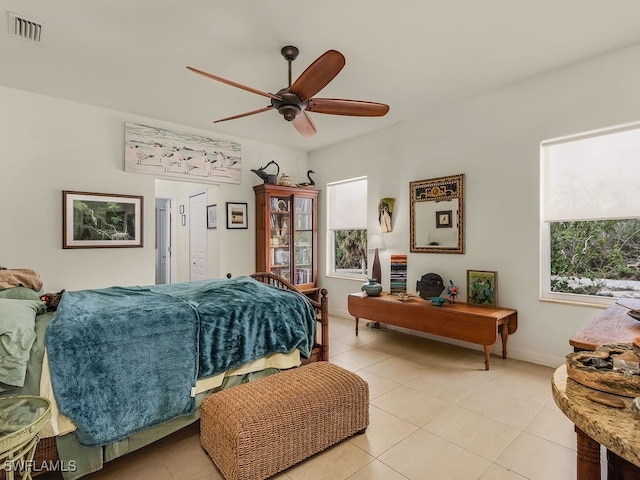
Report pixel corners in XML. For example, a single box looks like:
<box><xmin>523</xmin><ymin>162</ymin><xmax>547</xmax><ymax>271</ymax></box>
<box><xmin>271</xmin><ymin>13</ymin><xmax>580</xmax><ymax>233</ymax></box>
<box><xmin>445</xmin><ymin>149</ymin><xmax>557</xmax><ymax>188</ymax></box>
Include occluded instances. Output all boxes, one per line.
<box><xmin>607</xmin><ymin>449</ymin><xmax>640</xmax><ymax>479</ymax></box>
<box><xmin>483</xmin><ymin>345</ymin><xmax>490</xmax><ymax>370</ymax></box>
<box><xmin>355</xmin><ymin>317</ymin><xmax>359</xmax><ymax>336</ymax></box>
<box><xmin>500</xmin><ymin>323</ymin><xmax>509</xmax><ymax>359</ymax></box>
<box><xmin>576</xmin><ymin>426</ymin><xmax>601</xmax><ymax>480</ymax></box>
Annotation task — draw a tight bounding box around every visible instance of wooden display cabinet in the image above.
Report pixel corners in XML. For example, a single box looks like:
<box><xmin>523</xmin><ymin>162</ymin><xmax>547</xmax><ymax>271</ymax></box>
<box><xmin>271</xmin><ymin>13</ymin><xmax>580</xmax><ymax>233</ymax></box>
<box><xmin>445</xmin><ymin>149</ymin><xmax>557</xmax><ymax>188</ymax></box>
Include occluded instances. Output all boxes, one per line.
<box><xmin>254</xmin><ymin>184</ymin><xmax>319</xmax><ymax>297</ymax></box>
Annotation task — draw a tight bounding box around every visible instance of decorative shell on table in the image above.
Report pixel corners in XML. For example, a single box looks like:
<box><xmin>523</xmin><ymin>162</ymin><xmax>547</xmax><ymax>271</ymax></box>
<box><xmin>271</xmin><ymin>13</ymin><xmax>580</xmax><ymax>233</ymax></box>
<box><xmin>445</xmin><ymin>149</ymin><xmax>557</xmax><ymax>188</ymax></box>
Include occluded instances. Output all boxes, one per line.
<box><xmin>395</xmin><ymin>293</ymin><xmax>415</xmax><ymax>302</ymax></box>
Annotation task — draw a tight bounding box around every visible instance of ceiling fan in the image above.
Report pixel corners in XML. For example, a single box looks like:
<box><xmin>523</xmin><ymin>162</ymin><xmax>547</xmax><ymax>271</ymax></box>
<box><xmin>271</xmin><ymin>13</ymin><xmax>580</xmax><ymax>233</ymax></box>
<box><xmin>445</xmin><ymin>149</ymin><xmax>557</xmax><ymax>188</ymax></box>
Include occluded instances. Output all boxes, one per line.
<box><xmin>186</xmin><ymin>46</ymin><xmax>389</xmax><ymax>137</ymax></box>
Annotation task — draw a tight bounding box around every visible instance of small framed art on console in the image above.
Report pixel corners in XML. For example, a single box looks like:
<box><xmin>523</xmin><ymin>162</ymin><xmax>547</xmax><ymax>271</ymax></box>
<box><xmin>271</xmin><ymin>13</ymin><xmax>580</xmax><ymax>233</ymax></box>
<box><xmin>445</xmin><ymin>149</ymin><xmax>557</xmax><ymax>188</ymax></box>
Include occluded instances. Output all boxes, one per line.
<box><xmin>467</xmin><ymin>270</ymin><xmax>497</xmax><ymax>307</ymax></box>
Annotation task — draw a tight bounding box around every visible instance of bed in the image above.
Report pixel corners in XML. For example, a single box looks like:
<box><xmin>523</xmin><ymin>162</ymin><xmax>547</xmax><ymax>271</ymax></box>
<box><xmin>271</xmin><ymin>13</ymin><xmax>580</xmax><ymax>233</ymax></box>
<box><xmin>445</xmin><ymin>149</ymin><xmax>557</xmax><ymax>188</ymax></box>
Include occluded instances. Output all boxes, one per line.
<box><xmin>0</xmin><ymin>271</ymin><xmax>328</xmax><ymax>479</ymax></box>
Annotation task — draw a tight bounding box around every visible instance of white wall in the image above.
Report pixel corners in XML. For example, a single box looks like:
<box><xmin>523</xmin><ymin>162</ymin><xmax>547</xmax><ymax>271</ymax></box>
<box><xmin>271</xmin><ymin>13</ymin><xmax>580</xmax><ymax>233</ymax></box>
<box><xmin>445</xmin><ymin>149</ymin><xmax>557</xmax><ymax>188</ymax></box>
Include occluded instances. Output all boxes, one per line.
<box><xmin>0</xmin><ymin>86</ymin><xmax>308</xmax><ymax>291</ymax></box>
<box><xmin>4</xmin><ymin>42</ymin><xmax>639</xmax><ymax>369</ymax></box>
<box><xmin>310</xmin><ymin>43</ymin><xmax>640</xmax><ymax>368</ymax></box>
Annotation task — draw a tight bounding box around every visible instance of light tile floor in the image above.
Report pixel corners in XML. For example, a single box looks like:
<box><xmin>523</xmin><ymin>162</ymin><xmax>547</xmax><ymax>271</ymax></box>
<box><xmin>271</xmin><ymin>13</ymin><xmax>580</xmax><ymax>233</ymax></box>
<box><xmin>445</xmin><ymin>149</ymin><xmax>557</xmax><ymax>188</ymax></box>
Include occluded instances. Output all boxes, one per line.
<box><xmin>75</xmin><ymin>315</ymin><xmax>586</xmax><ymax>480</ymax></box>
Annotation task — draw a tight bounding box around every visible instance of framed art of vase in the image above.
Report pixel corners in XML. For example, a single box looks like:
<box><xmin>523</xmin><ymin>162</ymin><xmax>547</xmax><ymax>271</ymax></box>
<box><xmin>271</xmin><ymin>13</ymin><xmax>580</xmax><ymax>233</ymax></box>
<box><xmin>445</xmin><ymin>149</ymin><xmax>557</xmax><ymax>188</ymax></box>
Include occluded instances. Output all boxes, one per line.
<box><xmin>467</xmin><ymin>270</ymin><xmax>497</xmax><ymax>307</ymax></box>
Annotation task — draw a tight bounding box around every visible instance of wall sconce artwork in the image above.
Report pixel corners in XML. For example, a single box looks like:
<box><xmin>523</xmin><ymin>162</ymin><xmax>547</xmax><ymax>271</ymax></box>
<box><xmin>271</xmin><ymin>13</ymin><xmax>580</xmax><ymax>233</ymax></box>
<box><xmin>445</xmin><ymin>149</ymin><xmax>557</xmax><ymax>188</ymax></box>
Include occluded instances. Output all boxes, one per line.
<box><xmin>379</xmin><ymin>197</ymin><xmax>395</xmax><ymax>233</ymax></box>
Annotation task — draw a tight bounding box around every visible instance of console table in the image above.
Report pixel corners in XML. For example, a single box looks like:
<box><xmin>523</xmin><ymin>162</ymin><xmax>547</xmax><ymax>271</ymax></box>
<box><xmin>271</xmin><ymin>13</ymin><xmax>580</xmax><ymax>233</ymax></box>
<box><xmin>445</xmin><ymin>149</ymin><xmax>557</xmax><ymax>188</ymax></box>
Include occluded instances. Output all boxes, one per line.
<box><xmin>347</xmin><ymin>292</ymin><xmax>517</xmax><ymax>370</ymax></box>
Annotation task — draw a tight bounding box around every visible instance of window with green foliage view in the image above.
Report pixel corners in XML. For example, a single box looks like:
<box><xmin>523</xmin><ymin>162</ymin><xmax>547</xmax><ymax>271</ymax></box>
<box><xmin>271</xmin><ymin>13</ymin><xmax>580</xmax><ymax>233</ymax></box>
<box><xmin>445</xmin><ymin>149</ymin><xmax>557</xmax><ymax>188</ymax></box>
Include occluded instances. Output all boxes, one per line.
<box><xmin>333</xmin><ymin>229</ymin><xmax>367</xmax><ymax>274</ymax></box>
<box><xmin>327</xmin><ymin>176</ymin><xmax>368</xmax><ymax>278</ymax></box>
<box><xmin>550</xmin><ymin>220</ymin><xmax>640</xmax><ymax>297</ymax></box>
<box><xmin>541</xmin><ymin>123</ymin><xmax>640</xmax><ymax>304</ymax></box>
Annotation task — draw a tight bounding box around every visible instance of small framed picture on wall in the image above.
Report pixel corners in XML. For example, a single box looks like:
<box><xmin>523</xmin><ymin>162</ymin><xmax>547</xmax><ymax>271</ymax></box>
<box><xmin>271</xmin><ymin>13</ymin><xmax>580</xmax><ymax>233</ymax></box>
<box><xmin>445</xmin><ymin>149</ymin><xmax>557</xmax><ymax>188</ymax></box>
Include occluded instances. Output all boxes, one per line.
<box><xmin>435</xmin><ymin>210</ymin><xmax>452</xmax><ymax>228</ymax></box>
<box><xmin>226</xmin><ymin>202</ymin><xmax>248</xmax><ymax>229</ymax></box>
<box><xmin>207</xmin><ymin>204</ymin><xmax>217</xmax><ymax>229</ymax></box>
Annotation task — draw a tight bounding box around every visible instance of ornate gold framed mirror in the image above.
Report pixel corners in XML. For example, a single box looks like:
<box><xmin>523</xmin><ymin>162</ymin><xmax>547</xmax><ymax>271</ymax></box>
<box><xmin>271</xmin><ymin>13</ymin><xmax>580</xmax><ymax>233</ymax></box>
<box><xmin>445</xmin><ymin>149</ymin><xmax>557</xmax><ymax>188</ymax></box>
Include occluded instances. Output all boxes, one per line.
<box><xmin>410</xmin><ymin>174</ymin><xmax>464</xmax><ymax>254</ymax></box>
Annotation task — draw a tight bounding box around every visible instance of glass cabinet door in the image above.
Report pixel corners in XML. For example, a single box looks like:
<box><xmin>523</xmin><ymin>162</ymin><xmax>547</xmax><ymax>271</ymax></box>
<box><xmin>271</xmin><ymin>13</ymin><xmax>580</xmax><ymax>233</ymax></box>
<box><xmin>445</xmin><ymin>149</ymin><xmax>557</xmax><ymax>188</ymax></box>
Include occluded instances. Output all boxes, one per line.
<box><xmin>268</xmin><ymin>195</ymin><xmax>291</xmax><ymax>281</ymax></box>
<box><xmin>293</xmin><ymin>196</ymin><xmax>313</xmax><ymax>286</ymax></box>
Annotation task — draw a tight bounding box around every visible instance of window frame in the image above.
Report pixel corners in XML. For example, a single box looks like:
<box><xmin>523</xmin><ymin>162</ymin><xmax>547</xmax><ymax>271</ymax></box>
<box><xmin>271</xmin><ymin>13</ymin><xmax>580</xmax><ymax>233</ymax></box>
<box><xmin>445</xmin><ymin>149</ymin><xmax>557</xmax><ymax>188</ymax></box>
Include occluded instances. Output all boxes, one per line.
<box><xmin>540</xmin><ymin>122</ymin><xmax>640</xmax><ymax>307</ymax></box>
<box><xmin>326</xmin><ymin>176</ymin><xmax>368</xmax><ymax>280</ymax></box>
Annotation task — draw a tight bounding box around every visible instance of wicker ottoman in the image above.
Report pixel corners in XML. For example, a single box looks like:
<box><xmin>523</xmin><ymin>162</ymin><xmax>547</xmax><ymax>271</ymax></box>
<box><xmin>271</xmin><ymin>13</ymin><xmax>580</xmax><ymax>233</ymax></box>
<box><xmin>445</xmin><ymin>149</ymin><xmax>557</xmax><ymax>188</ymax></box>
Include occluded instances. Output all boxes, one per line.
<box><xmin>200</xmin><ymin>361</ymin><xmax>369</xmax><ymax>480</ymax></box>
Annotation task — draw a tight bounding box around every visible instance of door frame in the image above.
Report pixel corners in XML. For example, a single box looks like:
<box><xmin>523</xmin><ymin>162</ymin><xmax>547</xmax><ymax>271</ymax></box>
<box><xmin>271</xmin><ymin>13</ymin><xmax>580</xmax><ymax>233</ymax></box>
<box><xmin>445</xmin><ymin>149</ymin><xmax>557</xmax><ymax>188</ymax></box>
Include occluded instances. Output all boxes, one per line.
<box><xmin>155</xmin><ymin>196</ymin><xmax>176</xmax><ymax>284</ymax></box>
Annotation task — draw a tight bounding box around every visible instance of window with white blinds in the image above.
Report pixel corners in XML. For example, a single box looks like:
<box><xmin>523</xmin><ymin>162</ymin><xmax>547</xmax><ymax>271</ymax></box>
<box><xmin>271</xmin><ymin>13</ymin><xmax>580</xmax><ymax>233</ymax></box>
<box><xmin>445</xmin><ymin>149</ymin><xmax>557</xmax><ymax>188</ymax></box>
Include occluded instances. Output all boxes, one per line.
<box><xmin>327</xmin><ymin>177</ymin><xmax>367</xmax><ymax>229</ymax></box>
<box><xmin>327</xmin><ymin>177</ymin><xmax>368</xmax><ymax>277</ymax></box>
<box><xmin>540</xmin><ymin>123</ymin><xmax>640</xmax><ymax>305</ymax></box>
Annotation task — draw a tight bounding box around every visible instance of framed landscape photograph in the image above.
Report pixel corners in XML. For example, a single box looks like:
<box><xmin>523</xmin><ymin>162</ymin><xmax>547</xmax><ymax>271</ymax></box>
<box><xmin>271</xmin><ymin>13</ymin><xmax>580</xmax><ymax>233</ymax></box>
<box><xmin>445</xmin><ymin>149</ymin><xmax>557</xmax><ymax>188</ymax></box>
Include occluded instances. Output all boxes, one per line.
<box><xmin>207</xmin><ymin>204</ymin><xmax>217</xmax><ymax>229</ymax></box>
<box><xmin>467</xmin><ymin>270</ymin><xmax>497</xmax><ymax>307</ymax></box>
<box><xmin>226</xmin><ymin>202</ymin><xmax>248</xmax><ymax>229</ymax></box>
<box><xmin>63</xmin><ymin>191</ymin><xmax>143</xmax><ymax>248</ymax></box>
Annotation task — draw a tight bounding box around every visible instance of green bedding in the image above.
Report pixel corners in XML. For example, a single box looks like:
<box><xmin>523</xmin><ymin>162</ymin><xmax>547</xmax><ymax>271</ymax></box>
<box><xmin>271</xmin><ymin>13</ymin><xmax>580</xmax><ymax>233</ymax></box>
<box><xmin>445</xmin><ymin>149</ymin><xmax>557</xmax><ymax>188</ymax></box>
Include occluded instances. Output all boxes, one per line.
<box><xmin>0</xmin><ymin>300</ymin><xmax>48</xmax><ymax>392</ymax></box>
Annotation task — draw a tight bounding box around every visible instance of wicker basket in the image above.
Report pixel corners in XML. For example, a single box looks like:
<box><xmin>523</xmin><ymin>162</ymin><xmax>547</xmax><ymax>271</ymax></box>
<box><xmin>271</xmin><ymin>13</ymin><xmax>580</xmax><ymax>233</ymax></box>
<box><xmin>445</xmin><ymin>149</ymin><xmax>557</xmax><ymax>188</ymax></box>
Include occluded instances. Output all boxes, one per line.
<box><xmin>200</xmin><ymin>361</ymin><xmax>369</xmax><ymax>480</ymax></box>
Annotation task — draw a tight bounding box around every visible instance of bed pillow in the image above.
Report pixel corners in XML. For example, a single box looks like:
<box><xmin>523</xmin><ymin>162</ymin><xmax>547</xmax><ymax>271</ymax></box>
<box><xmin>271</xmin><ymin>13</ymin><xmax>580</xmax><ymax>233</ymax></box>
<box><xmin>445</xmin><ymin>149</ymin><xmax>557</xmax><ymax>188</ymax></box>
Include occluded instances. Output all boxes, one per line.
<box><xmin>0</xmin><ymin>298</ymin><xmax>45</xmax><ymax>389</ymax></box>
<box><xmin>0</xmin><ymin>286</ymin><xmax>42</xmax><ymax>301</ymax></box>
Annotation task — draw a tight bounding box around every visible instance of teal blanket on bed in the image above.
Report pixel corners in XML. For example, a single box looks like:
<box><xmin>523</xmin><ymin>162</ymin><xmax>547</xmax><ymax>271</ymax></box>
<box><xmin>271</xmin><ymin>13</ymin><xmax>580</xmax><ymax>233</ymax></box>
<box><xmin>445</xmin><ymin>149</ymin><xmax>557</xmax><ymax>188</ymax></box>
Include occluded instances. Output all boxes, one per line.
<box><xmin>45</xmin><ymin>276</ymin><xmax>316</xmax><ymax>446</ymax></box>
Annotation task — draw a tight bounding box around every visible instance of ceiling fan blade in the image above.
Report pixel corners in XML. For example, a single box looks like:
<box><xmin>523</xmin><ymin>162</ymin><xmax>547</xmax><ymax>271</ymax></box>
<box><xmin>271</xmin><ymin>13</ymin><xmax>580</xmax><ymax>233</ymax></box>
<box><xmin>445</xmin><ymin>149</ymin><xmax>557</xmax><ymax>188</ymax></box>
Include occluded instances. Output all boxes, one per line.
<box><xmin>306</xmin><ymin>98</ymin><xmax>390</xmax><ymax>117</ymax></box>
<box><xmin>186</xmin><ymin>66</ymin><xmax>281</xmax><ymax>101</ymax></box>
<box><xmin>291</xmin><ymin>111</ymin><xmax>317</xmax><ymax>137</ymax></box>
<box><xmin>213</xmin><ymin>106</ymin><xmax>274</xmax><ymax>124</ymax></box>
<box><xmin>289</xmin><ymin>50</ymin><xmax>345</xmax><ymax>101</ymax></box>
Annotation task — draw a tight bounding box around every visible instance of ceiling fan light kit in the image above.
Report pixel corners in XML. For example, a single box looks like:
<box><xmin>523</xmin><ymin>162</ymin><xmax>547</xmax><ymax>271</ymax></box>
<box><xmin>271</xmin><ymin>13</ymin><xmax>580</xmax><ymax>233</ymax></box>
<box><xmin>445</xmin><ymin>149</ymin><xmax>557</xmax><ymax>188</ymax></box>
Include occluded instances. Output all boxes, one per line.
<box><xmin>187</xmin><ymin>45</ymin><xmax>389</xmax><ymax>137</ymax></box>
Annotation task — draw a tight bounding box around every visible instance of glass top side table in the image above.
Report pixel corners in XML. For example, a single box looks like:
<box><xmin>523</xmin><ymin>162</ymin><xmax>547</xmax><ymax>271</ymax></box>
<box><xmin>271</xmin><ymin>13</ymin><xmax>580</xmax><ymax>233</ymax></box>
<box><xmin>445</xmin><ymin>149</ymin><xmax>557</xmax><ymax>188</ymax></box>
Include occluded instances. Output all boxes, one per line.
<box><xmin>0</xmin><ymin>396</ymin><xmax>51</xmax><ymax>480</ymax></box>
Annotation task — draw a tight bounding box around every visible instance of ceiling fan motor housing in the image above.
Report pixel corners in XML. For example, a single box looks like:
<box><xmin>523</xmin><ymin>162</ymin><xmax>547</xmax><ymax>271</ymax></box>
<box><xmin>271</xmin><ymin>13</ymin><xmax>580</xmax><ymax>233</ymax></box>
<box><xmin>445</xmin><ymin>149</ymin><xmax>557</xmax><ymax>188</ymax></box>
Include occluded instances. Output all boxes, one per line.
<box><xmin>272</xmin><ymin>90</ymin><xmax>308</xmax><ymax>121</ymax></box>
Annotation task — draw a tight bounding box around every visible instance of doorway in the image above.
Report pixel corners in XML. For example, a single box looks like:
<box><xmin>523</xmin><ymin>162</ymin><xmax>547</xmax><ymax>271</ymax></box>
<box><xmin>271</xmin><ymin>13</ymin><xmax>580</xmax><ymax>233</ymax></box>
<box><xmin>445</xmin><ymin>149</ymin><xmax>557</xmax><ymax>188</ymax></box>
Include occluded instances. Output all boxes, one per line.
<box><xmin>155</xmin><ymin>180</ymin><xmax>218</xmax><ymax>282</ymax></box>
<box><xmin>155</xmin><ymin>197</ymin><xmax>172</xmax><ymax>284</ymax></box>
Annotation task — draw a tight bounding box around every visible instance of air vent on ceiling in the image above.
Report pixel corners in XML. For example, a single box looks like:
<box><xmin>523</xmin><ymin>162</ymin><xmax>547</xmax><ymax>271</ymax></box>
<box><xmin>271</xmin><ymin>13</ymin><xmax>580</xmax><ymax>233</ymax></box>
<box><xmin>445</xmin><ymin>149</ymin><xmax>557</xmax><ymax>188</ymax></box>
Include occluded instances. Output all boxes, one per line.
<box><xmin>8</xmin><ymin>12</ymin><xmax>44</xmax><ymax>44</ymax></box>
